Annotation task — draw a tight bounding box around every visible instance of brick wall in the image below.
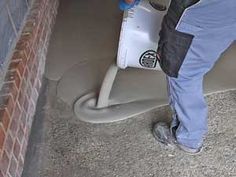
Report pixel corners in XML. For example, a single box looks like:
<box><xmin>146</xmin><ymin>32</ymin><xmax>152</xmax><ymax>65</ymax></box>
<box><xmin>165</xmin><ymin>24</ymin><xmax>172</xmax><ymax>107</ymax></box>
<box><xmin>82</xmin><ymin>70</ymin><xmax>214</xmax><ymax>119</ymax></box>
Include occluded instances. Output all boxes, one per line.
<box><xmin>0</xmin><ymin>0</ymin><xmax>59</xmax><ymax>177</ymax></box>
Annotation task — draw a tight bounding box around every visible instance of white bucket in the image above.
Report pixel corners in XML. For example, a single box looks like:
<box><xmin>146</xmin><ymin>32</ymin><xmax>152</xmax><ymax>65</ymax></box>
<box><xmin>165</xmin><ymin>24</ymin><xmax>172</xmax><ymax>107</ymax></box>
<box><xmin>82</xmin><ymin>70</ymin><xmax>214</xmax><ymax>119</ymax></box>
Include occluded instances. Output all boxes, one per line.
<box><xmin>117</xmin><ymin>0</ymin><xmax>168</xmax><ymax>70</ymax></box>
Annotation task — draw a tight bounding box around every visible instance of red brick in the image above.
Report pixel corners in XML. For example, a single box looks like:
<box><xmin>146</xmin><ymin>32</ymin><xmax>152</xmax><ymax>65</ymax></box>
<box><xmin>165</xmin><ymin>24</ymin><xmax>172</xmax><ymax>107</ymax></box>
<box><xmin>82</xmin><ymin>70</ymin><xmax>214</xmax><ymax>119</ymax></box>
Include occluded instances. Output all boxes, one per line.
<box><xmin>19</xmin><ymin>33</ymin><xmax>34</xmax><ymax>48</ymax></box>
<box><xmin>49</xmin><ymin>17</ymin><xmax>55</xmax><ymax>30</ymax></box>
<box><xmin>12</xmin><ymin>103</ymin><xmax>21</xmax><ymax>123</ymax></box>
<box><xmin>30</xmin><ymin>65</ymin><xmax>38</xmax><ymax>87</ymax></box>
<box><xmin>30</xmin><ymin>6</ymin><xmax>41</xmax><ymax>23</ymax></box>
<box><xmin>36</xmin><ymin>26</ymin><xmax>43</xmax><ymax>46</ymax></box>
<box><xmin>9</xmin><ymin>103</ymin><xmax>22</xmax><ymax>137</ymax></box>
<box><xmin>40</xmin><ymin>39</ymin><xmax>45</xmax><ymax>51</ymax></box>
<box><xmin>4</xmin><ymin>133</ymin><xmax>13</xmax><ymax>155</ymax></box>
<box><xmin>0</xmin><ymin>126</ymin><xmax>5</xmax><ymax>151</ymax></box>
<box><xmin>38</xmin><ymin>72</ymin><xmax>44</xmax><ymax>84</ymax></box>
<box><xmin>26</xmin><ymin>121</ymin><xmax>32</xmax><ymax>135</ymax></box>
<box><xmin>0</xmin><ymin>170</ymin><xmax>3</xmax><ymax>177</ymax></box>
<box><xmin>37</xmin><ymin>21</ymin><xmax>44</xmax><ymax>41</ymax></box>
<box><xmin>34</xmin><ymin>54</ymin><xmax>40</xmax><ymax>69</ymax></box>
<box><xmin>31</xmin><ymin>89</ymin><xmax>39</xmax><ymax>105</ymax></box>
<box><xmin>41</xmin><ymin>24</ymin><xmax>47</xmax><ymax>43</ymax></box>
<box><xmin>0</xmin><ymin>109</ymin><xmax>10</xmax><ymax>131</ymax></box>
<box><xmin>11</xmin><ymin>50</ymin><xmax>27</xmax><ymax>66</ymax></box>
<box><xmin>20</xmin><ymin>139</ymin><xmax>28</xmax><ymax>159</ymax></box>
<box><xmin>17</xmin><ymin>126</ymin><xmax>24</xmax><ymax>143</ymax></box>
<box><xmin>32</xmin><ymin>44</ymin><xmax>39</xmax><ymax>57</ymax></box>
<box><xmin>9</xmin><ymin>119</ymin><xmax>18</xmax><ymax>138</ymax></box>
<box><xmin>17</xmin><ymin>156</ymin><xmax>24</xmax><ymax>176</ymax></box>
<box><xmin>27</xmin><ymin>51</ymin><xmax>35</xmax><ymax>72</ymax></box>
<box><xmin>20</xmin><ymin>79</ymin><xmax>27</xmax><ymax>94</ymax></box>
<box><xmin>9</xmin><ymin>60</ymin><xmax>25</xmax><ymax>78</ymax></box>
<box><xmin>35</xmin><ymin>79</ymin><xmax>41</xmax><ymax>93</ymax></box>
<box><xmin>0</xmin><ymin>95</ymin><xmax>15</xmax><ymax>117</ymax></box>
<box><xmin>26</xmin><ymin>82</ymin><xmax>33</xmax><ymax>100</ymax></box>
<box><xmin>22</xmin><ymin>21</ymin><xmax>37</xmax><ymax>37</ymax></box>
<box><xmin>42</xmin><ymin>46</ymin><xmax>47</xmax><ymax>59</ymax></box>
<box><xmin>24</xmin><ymin>24</ymin><xmax>38</xmax><ymax>48</ymax></box>
<box><xmin>28</xmin><ymin>100</ymin><xmax>35</xmax><ymax>120</ymax></box>
<box><xmin>29</xmin><ymin>11</ymin><xmax>40</xmax><ymax>22</ymax></box>
<box><xmin>15</xmin><ymin>37</ymin><xmax>32</xmax><ymax>60</ymax></box>
<box><xmin>24</xmin><ymin>122</ymin><xmax>30</xmax><ymax>142</ymax></box>
<box><xmin>9</xmin><ymin>156</ymin><xmax>17</xmax><ymax>177</ymax></box>
<box><xmin>55</xmin><ymin>0</ymin><xmax>59</xmax><ymax>9</ymax></box>
<box><xmin>0</xmin><ymin>82</ymin><xmax>18</xmax><ymax>101</ymax></box>
<box><xmin>24</xmin><ymin>67</ymin><xmax>30</xmax><ymax>83</ymax></box>
<box><xmin>4</xmin><ymin>70</ymin><xmax>21</xmax><ymax>90</ymax></box>
<box><xmin>43</xmin><ymin>21</ymin><xmax>49</xmax><ymax>38</ymax></box>
<box><xmin>23</xmin><ymin>95</ymin><xmax>29</xmax><ymax>113</ymax></box>
<box><xmin>17</xmin><ymin>90</ymin><xmax>25</xmax><ymax>108</ymax></box>
<box><xmin>20</xmin><ymin>110</ymin><xmax>27</xmax><ymax>130</ymax></box>
<box><xmin>0</xmin><ymin>151</ymin><xmax>9</xmax><ymax>175</ymax></box>
<box><xmin>13</xmin><ymin>139</ymin><xmax>21</xmax><ymax>160</ymax></box>
<box><xmin>17</xmin><ymin>80</ymin><xmax>27</xmax><ymax>109</ymax></box>
<box><xmin>19</xmin><ymin>32</ymin><xmax>33</xmax><ymax>45</ymax></box>
<box><xmin>36</xmin><ymin>42</ymin><xmax>43</xmax><ymax>57</ymax></box>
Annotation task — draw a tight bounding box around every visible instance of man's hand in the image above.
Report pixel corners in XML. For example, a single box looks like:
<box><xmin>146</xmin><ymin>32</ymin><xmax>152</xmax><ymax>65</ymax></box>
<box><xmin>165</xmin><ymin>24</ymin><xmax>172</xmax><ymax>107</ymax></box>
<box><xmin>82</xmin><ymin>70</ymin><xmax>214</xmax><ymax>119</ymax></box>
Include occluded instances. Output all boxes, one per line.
<box><xmin>125</xmin><ymin>0</ymin><xmax>135</xmax><ymax>4</ymax></box>
<box><xmin>119</xmin><ymin>0</ymin><xmax>140</xmax><ymax>10</ymax></box>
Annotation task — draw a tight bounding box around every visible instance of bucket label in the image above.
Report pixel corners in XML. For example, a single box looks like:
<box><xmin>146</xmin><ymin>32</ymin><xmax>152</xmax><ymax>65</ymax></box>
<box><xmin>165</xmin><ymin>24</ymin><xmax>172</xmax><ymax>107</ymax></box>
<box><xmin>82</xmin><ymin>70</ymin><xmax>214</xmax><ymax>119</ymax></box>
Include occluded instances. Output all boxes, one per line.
<box><xmin>139</xmin><ymin>50</ymin><xmax>158</xmax><ymax>68</ymax></box>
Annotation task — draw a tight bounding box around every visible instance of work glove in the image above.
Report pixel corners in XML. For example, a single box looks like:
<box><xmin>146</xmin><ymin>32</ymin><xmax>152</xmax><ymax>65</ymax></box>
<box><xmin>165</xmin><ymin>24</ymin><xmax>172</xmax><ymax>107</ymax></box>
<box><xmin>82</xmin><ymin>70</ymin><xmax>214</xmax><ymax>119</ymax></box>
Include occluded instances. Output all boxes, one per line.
<box><xmin>119</xmin><ymin>0</ymin><xmax>141</xmax><ymax>10</ymax></box>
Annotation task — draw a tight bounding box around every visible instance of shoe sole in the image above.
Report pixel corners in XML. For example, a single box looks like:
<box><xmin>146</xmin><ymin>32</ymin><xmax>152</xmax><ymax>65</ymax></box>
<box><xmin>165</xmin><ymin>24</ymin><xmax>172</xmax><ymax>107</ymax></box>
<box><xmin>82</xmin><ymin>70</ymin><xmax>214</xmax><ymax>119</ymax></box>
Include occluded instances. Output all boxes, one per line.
<box><xmin>176</xmin><ymin>144</ymin><xmax>203</xmax><ymax>155</ymax></box>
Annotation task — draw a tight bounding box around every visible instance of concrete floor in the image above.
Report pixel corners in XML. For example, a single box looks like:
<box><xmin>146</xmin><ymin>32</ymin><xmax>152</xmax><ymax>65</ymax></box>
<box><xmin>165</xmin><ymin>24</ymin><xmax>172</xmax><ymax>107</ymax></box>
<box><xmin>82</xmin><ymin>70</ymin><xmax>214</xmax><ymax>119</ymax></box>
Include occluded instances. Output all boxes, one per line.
<box><xmin>22</xmin><ymin>79</ymin><xmax>236</xmax><ymax>177</ymax></box>
<box><xmin>22</xmin><ymin>0</ymin><xmax>236</xmax><ymax>176</ymax></box>
<box><xmin>43</xmin><ymin>0</ymin><xmax>236</xmax><ymax>115</ymax></box>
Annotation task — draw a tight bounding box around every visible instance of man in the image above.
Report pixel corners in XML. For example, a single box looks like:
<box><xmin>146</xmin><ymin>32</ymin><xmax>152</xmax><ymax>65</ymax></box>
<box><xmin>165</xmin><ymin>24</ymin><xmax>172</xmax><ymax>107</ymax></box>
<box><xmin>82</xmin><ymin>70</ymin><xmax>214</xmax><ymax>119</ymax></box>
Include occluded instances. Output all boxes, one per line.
<box><xmin>121</xmin><ymin>0</ymin><xmax>236</xmax><ymax>154</ymax></box>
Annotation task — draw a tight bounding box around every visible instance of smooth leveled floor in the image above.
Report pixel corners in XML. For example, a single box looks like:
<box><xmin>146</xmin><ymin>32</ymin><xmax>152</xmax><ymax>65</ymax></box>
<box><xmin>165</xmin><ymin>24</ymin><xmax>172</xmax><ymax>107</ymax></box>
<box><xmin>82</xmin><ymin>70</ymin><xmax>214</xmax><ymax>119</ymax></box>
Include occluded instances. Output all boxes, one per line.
<box><xmin>22</xmin><ymin>79</ymin><xmax>236</xmax><ymax>177</ymax></box>
<box><xmin>43</xmin><ymin>0</ymin><xmax>236</xmax><ymax>108</ymax></box>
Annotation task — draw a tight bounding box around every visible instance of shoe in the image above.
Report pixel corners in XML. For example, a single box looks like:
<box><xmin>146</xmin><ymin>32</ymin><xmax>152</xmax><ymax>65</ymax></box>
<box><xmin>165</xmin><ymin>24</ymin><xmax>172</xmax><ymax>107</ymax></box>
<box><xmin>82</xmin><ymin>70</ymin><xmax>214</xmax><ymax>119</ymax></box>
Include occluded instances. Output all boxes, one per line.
<box><xmin>152</xmin><ymin>122</ymin><xmax>176</xmax><ymax>148</ymax></box>
<box><xmin>153</xmin><ymin>122</ymin><xmax>202</xmax><ymax>155</ymax></box>
<box><xmin>176</xmin><ymin>143</ymin><xmax>202</xmax><ymax>155</ymax></box>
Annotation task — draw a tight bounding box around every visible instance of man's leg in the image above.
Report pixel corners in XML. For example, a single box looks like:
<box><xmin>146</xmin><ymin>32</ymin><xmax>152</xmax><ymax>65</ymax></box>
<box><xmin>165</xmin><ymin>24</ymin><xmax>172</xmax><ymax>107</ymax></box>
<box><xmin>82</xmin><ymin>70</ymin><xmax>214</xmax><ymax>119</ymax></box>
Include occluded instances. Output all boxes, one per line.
<box><xmin>154</xmin><ymin>25</ymin><xmax>236</xmax><ymax>152</ymax></box>
<box><xmin>169</xmin><ymin>26</ymin><xmax>235</xmax><ymax>149</ymax></box>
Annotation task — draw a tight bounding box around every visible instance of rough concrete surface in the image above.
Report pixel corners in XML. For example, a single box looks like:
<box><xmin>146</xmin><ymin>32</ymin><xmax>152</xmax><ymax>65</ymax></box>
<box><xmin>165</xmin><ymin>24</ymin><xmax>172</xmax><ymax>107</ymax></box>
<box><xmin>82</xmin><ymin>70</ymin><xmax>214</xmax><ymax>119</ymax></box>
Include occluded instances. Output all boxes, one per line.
<box><xmin>22</xmin><ymin>79</ymin><xmax>236</xmax><ymax>177</ymax></box>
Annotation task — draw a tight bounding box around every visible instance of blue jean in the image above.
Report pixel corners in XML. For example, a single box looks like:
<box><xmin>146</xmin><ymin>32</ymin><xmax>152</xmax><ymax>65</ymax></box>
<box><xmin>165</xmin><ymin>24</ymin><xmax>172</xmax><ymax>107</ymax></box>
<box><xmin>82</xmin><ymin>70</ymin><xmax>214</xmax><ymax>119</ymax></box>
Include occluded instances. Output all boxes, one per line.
<box><xmin>168</xmin><ymin>17</ymin><xmax>236</xmax><ymax>148</ymax></box>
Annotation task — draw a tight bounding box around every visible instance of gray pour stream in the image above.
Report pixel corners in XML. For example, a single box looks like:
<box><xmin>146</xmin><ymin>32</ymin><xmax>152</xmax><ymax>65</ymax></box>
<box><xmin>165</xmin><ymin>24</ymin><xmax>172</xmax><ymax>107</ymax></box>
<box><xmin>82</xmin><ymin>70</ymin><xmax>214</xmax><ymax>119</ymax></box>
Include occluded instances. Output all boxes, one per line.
<box><xmin>96</xmin><ymin>63</ymin><xmax>119</xmax><ymax>109</ymax></box>
<box><xmin>73</xmin><ymin>63</ymin><xmax>165</xmax><ymax>123</ymax></box>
